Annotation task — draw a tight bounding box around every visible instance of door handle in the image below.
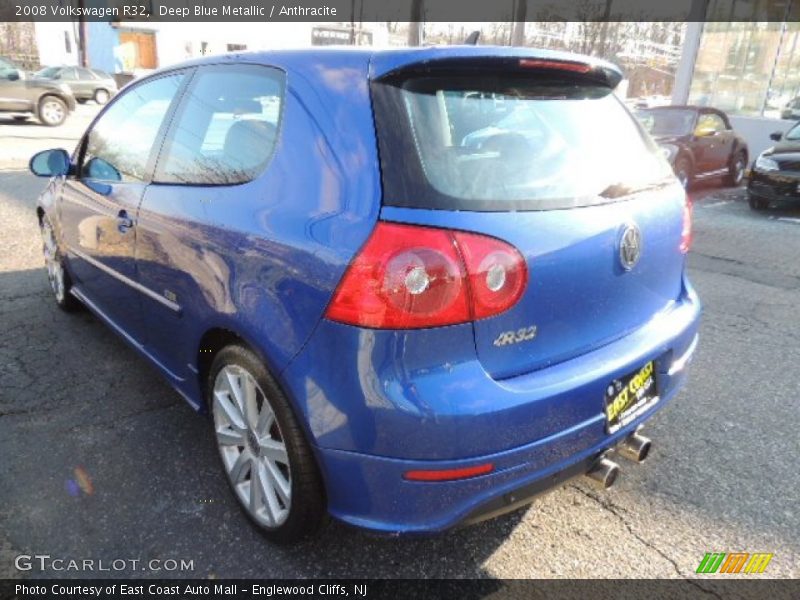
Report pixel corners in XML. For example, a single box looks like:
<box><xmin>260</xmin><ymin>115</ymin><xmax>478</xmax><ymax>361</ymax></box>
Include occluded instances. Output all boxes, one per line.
<box><xmin>117</xmin><ymin>209</ymin><xmax>134</xmax><ymax>233</ymax></box>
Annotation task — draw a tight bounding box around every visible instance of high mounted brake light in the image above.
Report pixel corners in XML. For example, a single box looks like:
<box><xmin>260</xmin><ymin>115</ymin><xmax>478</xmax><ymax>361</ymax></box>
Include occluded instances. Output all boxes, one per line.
<box><xmin>325</xmin><ymin>222</ymin><xmax>528</xmax><ymax>329</ymax></box>
<box><xmin>518</xmin><ymin>59</ymin><xmax>592</xmax><ymax>73</ymax></box>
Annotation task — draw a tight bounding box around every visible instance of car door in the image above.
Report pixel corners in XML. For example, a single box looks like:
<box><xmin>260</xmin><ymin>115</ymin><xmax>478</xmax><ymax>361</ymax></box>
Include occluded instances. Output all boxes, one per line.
<box><xmin>0</xmin><ymin>63</ymin><xmax>30</xmax><ymax>111</ymax></box>
<box><xmin>74</xmin><ymin>67</ymin><xmax>97</xmax><ymax>98</ymax></box>
<box><xmin>134</xmin><ymin>64</ymin><xmax>285</xmax><ymax>379</ymax></box>
<box><xmin>694</xmin><ymin>111</ymin><xmax>729</xmax><ymax>174</ymax></box>
<box><xmin>59</xmin><ymin>71</ymin><xmax>188</xmax><ymax>344</ymax></box>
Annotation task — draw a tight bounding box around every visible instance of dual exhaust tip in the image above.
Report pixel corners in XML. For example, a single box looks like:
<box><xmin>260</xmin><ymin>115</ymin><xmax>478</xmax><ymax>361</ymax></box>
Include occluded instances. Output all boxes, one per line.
<box><xmin>585</xmin><ymin>430</ymin><xmax>652</xmax><ymax>490</ymax></box>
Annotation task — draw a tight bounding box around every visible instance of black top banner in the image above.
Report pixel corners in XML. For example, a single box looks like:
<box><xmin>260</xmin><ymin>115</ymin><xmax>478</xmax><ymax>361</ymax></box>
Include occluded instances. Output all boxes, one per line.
<box><xmin>0</xmin><ymin>0</ymin><xmax>798</xmax><ymax>23</ymax></box>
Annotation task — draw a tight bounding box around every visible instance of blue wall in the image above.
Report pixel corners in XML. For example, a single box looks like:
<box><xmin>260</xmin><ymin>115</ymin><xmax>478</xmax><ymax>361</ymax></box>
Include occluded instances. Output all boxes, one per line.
<box><xmin>87</xmin><ymin>22</ymin><xmax>119</xmax><ymax>73</ymax></box>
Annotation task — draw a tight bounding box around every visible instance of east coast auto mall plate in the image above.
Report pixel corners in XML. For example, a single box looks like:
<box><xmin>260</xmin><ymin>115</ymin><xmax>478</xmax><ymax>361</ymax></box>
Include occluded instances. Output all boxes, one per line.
<box><xmin>604</xmin><ymin>360</ymin><xmax>658</xmax><ymax>434</ymax></box>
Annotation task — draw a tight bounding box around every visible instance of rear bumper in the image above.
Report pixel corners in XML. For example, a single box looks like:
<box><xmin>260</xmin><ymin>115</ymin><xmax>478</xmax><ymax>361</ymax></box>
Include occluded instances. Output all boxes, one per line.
<box><xmin>315</xmin><ymin>329</ymin><xmax>698</xmax><ymax>534</ymax></box>
<box><xmin>285</xmin><ymin>277</ymin><xmax>701</xmax><ymax>533</ymax></box>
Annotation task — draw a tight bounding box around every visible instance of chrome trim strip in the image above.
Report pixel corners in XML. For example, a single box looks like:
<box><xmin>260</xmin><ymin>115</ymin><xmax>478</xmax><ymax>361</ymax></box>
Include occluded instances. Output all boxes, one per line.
<box><xmin>68</xmin><ymin>246</ymin><xmax>181</xmax><ymax>313</ymax></box>
<box><xmin>694</xmin><ymin>168</ymin><xmax>728</xmax><ymax>179</ymax></box>
<box><xmin>668</xmin><ymin>334</ymin><xmax>699</xmax><ymax>376</ymax></box>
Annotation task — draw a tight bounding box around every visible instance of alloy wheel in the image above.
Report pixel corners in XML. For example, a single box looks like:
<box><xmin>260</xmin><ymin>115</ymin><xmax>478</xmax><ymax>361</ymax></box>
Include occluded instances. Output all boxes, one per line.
<box><xmin>212</xmin><ymin>364</ymin><xmax>292</xmax><ymax>527</ymax></box>
<box><xmin>95</xmin><ymin>90</ymin><xmax>109</xmax><ymax>104</ymax></box>
<box><xmin>40</xmin><ymin>100</ymin><xmax>65</xmax><ymax>125</ymax></box>
<box><xmin>732</xmin><ymin>157</ymin><xmax>745</xmax><ymax>186</ymax></box>
<box><xmin>41</xmin><ymin>220</ymin><xmax>65</xmax><ymax>303</ymax></box>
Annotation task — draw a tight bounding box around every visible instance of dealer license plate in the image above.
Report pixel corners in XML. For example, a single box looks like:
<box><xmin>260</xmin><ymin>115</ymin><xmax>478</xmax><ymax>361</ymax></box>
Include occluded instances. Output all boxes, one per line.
<box><xmin>604</xmin><ymin>361</ymin><xmax>658</xmax><ymax>434</ymax></box>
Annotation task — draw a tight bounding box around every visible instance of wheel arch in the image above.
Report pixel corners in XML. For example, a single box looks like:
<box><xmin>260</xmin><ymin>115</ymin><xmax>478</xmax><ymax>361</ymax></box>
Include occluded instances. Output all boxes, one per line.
<box><xmin>196</xmin><ymin>324</ymin><xmax>326</xmax><ymax>488</ymax></box>
<box><xmin>195</xmin><ymin>325</ymin><xmax>295</xmax><ymax>416</ymax></box>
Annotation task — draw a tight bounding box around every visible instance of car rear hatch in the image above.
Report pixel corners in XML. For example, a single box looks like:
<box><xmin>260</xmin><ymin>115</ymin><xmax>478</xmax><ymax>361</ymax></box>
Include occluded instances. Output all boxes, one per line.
<box><xmin>370</xmin><ymin>51</ymin><xmax>688</xmax><ymax>380</ymax></box>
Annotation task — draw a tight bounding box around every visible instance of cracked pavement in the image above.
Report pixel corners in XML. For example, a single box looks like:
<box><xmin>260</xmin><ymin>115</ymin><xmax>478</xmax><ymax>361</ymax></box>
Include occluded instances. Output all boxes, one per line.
<box><xmin>0</xmin><ymin>169</ymin><xmax>798</xmax><ymax>579</ymax></box>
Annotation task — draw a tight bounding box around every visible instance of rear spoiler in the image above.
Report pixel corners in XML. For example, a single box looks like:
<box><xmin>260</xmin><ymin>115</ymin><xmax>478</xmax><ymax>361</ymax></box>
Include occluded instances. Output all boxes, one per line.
<box><xmin>373</xmin><ymin>55</ymin><xmax>623</xmax><ymax>90</ymax></box>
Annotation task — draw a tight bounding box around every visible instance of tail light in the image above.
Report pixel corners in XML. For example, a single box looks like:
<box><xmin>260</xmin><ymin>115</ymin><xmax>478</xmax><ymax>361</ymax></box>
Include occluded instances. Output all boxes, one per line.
<box><xmin>680</xmin><ymin>195</ymin><xmax>693</xmax><ymax>254</ymax></box>
<box><xmin>325</xmin><ymin>222</ymin><xmax>527</xmax><ymax>329</ymax></box>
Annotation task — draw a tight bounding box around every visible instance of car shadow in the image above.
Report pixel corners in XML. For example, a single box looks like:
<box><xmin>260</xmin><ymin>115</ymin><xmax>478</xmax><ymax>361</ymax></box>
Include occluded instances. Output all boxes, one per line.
<box><xmin>0</xmin><ymin>116</ymin><xmax>44</xmax><ymax>127</ymax></box>
<box><xmin>0</xmin><ymin>266</ymin><xmax>528</xmax><ymax>579</ymax></box>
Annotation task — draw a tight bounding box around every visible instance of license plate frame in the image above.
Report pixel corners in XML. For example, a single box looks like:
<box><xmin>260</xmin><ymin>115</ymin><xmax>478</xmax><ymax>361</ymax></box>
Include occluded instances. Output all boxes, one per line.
<box><xmin>604</xmin><ymin>360</ymin><xmax>658</xmax><ymax>434</ymax></box>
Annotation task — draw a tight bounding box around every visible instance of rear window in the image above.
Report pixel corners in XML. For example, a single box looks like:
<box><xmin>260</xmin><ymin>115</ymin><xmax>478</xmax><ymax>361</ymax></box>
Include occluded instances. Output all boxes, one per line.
<box><xmin>373</xmin><ymin>73</ymin><xmax>673</xmax><ymax>211</ymax></box>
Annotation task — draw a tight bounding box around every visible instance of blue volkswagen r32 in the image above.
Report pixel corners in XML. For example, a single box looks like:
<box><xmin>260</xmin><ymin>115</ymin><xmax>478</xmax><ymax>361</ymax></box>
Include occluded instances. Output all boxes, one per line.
<box><xmin>31</xmin><ymin>47</ymin><xmax>701</xmax><ymax>543</ymax></box>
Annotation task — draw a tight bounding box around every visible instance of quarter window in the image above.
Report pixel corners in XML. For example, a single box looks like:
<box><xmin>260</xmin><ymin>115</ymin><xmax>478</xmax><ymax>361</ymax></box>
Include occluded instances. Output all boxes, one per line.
<box><xmin>82</xmin><ymin>73</ymin><xmax>185</xmax><ymax>183</ymax></box>
<box><xmin>155</xmin><ymin>64</ymin><xmax>284</xmax><ymax>185</ymax></box>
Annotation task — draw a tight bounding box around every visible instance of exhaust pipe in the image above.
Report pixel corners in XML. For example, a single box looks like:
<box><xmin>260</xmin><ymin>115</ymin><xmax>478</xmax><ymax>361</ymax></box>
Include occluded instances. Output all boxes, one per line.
<box><xmin>585</xmin><ymin>456</ymin><xmax>620</xmax><ymax>489</ymax></box>
<box><xmin>617</xmin><ymin>431</ymin><xmax>652</xmax><ymax>463</ymax></box>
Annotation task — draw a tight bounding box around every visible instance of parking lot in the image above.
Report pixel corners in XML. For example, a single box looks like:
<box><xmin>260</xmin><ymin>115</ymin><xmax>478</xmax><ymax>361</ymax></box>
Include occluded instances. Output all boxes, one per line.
<box><xmin>0</xmin><ymin>103</ymin><xmax>102</xmax><ymax>170</ymax></box>
<box><xmin>0</xmin><ymin>116</ymin><xmax>798</xmax><ymax>579</ymax></box>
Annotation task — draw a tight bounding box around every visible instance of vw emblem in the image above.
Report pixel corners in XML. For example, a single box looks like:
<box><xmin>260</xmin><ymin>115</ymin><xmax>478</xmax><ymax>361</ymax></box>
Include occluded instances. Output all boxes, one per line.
<box><xmin>619</xmin><ymin>223</ymin><xmax>642</xmax><ymax>270</ymax></box>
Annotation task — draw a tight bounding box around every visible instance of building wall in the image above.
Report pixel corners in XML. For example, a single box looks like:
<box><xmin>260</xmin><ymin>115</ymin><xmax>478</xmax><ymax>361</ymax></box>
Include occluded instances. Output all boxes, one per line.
<box><xmin>34</xmin><ymin>23</ymin><xmax>79</xmax><ymax>67</ymax></box>
<box><xmin>730</xmin><ymin>116</ymin><xmax>796</xmax><ymax>161</ymax></box>
<box><xmin>87</xmin><ymin>22</ymin><xmax>119</xmax><ymax>73</ymax></box>
<box><xmin>84</xmin><ymin>22</ymin><xmax>389</xmax><ymax>77</ymax></box>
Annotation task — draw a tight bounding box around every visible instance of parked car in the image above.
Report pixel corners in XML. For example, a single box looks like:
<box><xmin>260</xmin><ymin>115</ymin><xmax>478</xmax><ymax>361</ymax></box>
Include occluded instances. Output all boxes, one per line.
<box><xmin>34</xmin><ymin>65</ymin><xmax>118</xmax><ymax>105</ymax></box>
<box><xmin>780</xmin><ymin>97</ymin><xmax>800</xmax><ymax>120</ymax></box>
<box><xmin>0</xmin><ymin>57</ymin><xmax>76</xmax><ymax>126</ymax></box>
<box><xmin>29</xmin><ymin>48</ymin><xmax>701</xmax><ymax>543</ymax></box>
<box><xmin>747</xmin><ymin>123</ymin><xmax>800</xmax><ymax>210</ymax></box>
<box><xmin>636</xmin><ymin>106</ymin><xmax>748</xmax><ymax>189</ymax></box>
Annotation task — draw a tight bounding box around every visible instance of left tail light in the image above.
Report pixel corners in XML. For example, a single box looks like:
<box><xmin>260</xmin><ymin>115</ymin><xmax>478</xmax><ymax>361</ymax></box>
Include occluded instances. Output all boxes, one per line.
<box><xmin>324</xmin><ymin>222</ymin><xmax>527</xmax><ymax>329</ymax></box>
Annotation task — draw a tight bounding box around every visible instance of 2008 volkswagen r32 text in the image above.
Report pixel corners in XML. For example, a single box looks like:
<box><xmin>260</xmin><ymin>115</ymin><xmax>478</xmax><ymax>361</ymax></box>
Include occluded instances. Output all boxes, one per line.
<box><xmin>30</xmin><ymin>46</ymin><xmax>701</xmax><ymax>543</ymax></box>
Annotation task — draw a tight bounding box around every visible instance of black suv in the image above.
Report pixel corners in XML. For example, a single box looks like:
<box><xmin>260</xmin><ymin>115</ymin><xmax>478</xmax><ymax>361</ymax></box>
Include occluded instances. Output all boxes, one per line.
<box><xmin>0</xmin><ymin>57</ymin><xmax>77</xmax><ymax>126</ymax></box>
<box><xmin>636</xmin><ymin>106</ymin><xmax>748</xmax><ymax>189</ymax></box>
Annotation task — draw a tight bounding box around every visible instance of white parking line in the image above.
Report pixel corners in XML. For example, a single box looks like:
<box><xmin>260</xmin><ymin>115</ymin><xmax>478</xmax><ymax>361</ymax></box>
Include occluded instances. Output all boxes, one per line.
<box><xmin>775</xmin><ymin>217</ymin><xmax>800</xmax><ymax>224</ymax></box>
<box><xmin>699</xmin><ymin>201</ymin><xmax>733</xmax><ymax>209</ymax></box>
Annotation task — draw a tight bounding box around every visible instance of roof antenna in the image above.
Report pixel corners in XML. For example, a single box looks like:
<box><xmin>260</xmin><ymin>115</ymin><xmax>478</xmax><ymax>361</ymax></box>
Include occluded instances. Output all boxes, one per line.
<box><xmin>464</xmin><ymin>30</ymin><xmax>480</xmax><ymax>45</ymax></box>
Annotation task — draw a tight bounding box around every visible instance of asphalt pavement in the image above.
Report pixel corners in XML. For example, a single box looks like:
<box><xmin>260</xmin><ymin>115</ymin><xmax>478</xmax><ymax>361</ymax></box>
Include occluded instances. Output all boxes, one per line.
<box><xmin>0</xmin><ymin>160</ymin><xmax>798</xmax><ymax>579</ymax></box>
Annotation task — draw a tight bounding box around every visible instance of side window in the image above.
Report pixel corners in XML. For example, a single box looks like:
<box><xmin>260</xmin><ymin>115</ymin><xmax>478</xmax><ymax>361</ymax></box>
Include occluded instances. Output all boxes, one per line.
<box><xmin>697</xmin><ymin>113</ymin><xmax>725</xmax><ymax>133</ymax></box>
<box><xmin>77</xmin><ymin>68</ymin><xmax>95</xmax><ymax>80</ymax></box>
<box><xmin>155</xmin><ymin>64</ymin><xmax>284</xmax><ymax>185</ymax></box>
<box><xmin>61</xmin><ymin>68</ymin><xmax>78</xmax><ymax>80</ymax></box>
<box><xmin>82</xmin><ymin>73</ymin><xmax>185</xmax><ymax>183</ymax></box>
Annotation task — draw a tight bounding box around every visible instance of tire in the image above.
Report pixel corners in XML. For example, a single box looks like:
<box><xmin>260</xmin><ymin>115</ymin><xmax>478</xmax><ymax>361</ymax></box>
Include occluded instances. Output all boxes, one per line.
<box><xmin>748</xmin><ymin>193</ymin><xmax>769</xmax><ymax>211</ymax></box>
<box><xmin>76</xmin><ymin>98</ymin><xmax>87</xmax><ymax>105</ymax></box>
<box><xmin>674</xmin><ymin>157</ymin><xmax>691</xmax><ymax>190</ymax></box>
<box><xmin>207</xmin><ymin>344</ymin><xmax>326</xmax><ymax>543</ymax></box>
<box><xmin>94</xmin><ymin>89</ymin><xmax>110</xmax><ymax>105</ymax></box>
<box><xmin>38</xmin><ymin>96</ymin><xmax>67</xmax><ymax>126</ymax></box>
<box><xmin>725</xmin><ymin>151</ymin><xmax>746</xmax><ymax>187</ymax></box>
<box><xmin>40</xmin><ymin>215</ymin><xmax>81</xmax><ymax>312</ymax></box>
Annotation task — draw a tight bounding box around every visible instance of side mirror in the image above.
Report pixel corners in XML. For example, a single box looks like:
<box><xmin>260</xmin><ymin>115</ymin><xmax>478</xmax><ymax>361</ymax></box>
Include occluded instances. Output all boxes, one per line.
<box><xmin>770</xmin><ymin>131</ymin><xmax>783</xmax><ymax>141</ymax></box>
<box><xmin>6</xmin><ymin>69</ymin><xmax>20</xmax><ymax>81</ymax></box>
<box><xmin>29</xmin><ymin>148</ymin><xmax>70</xmax><ymax>177</ymax></box>
<box><xmin>85</xmin><ymin>156</ymin><xmax>122</xmax><ymax>182</ymax></box>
